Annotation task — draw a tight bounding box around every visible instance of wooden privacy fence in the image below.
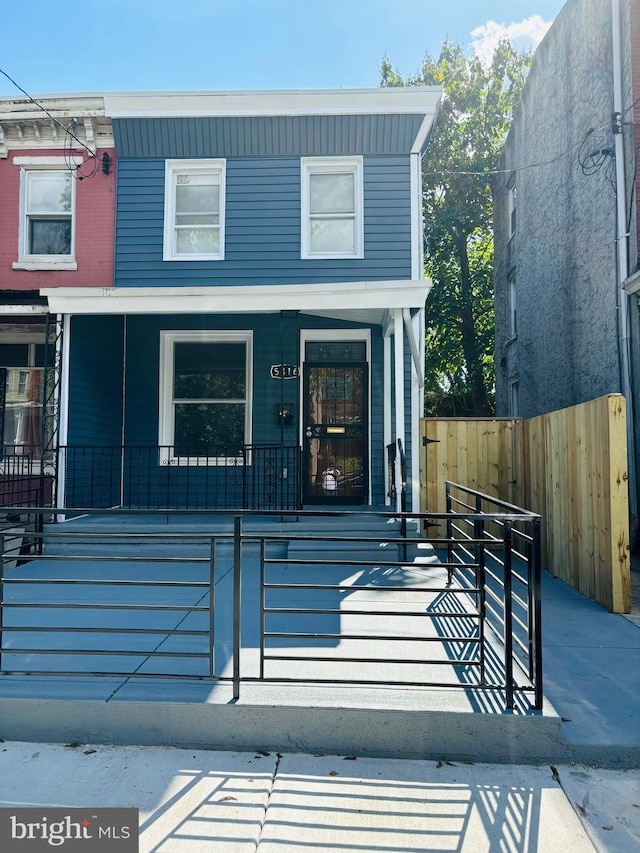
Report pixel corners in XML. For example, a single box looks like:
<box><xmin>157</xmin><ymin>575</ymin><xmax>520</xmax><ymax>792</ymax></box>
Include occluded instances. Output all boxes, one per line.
<box><xmin>421</xmin><ymin>394</ymin><xmax>630</xmax><ymax>613</ymax></box>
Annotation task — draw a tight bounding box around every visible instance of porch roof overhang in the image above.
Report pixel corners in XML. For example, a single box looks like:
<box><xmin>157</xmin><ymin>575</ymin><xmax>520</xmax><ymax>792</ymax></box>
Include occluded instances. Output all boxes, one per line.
<box><xmin>41</xmin><ymin>279</ymin><xmax>433</xmax><ymax>327</ymax></box>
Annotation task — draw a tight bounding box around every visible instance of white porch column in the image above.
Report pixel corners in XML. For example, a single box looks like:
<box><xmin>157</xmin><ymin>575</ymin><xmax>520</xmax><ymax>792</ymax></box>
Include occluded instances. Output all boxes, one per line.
<box><xmin>393</xmin><ymin>308</ymin><xmax>405</xmax><ymax>513</ymax></box>
<box><xmin>56</xmin><ymin>314</ymin><xmax>70</xmax><ymax>511</ymax></box>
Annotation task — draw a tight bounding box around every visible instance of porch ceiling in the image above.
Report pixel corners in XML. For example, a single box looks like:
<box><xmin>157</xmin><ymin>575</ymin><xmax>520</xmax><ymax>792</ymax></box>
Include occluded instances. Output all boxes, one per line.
<box><xmin>41</xmin><ymin>280</ymin><xmax>433</xmax><ymax>324</ymax></box>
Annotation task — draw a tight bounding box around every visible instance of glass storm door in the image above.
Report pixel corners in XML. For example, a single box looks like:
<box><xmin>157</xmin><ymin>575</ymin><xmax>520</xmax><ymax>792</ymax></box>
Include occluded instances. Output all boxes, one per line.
<box><xmin>303</xmin><ymin>361</ymin><xmax>368</xmax><ymax>504</ymax></box>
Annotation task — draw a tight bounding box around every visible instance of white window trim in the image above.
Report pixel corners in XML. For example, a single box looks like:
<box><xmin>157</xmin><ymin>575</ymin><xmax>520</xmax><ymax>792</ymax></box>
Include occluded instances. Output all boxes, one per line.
<box><xmin>158</xmin><ymin>330</ymin><xmax>252</xmax><ymax>465</ymax></box>
<box><xmin>163</xmin><ymin>159</ymin><xmax>226</xmax><ymax>262</ymax></box>
<box><xmin>16</xmin><ymin>161</ymin><xmax>77</xmax><ymax>267</ymax></box>
<box><xmin>301</xmin><ymin>156</ymin><xmax>364</xmax><ymax>260</ymax></box>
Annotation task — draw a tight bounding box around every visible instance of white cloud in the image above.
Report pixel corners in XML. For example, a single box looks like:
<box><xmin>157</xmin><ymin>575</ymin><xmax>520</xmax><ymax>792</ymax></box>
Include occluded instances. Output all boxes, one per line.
<box><xmin>470</xmin><ymin>15</ymin><xmax>552</xmax><ymax>65</ymax></box>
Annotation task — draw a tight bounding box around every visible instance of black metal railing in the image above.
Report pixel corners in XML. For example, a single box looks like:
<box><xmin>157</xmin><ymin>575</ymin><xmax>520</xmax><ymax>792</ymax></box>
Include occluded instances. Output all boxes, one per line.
<box><xmin>445</xmin><ymin>482</ymin><xmax>543</xmax><ymax>710</ymax></box>
<box><xmin>0</xmin><ymin>445</ymin><xmax>50</xmax><ymax>555</ymax></box>
<box><xmin>59</xmin><ymin>444</ymin><xmax>302</xmax><ymax>511</ymax></box>
<box><xmin>0</xmin><ymin>495</ymin><xmax>543</xmax><ymax>711</ymax></box>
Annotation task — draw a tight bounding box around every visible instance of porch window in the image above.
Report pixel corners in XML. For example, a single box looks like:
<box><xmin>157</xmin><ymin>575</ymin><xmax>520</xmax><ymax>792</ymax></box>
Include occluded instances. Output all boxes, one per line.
<box><xmin>159</xmin><ymin>331</ymin><xmax>252</xmax><ymax>463</ymax></box>
<box><xmin>163</xmin><ymin>160</ymin><xmax>226</xmax><ymax>261</ymax></box>
<box><xmin>0</xmin><ymin>343</ymin><xmax>44</xmax><ymax>458</ymax></box>
<box><xmin>301</xmin><ymin>157</ymin><xmax>363</xmax><ymax>259</ymax></box>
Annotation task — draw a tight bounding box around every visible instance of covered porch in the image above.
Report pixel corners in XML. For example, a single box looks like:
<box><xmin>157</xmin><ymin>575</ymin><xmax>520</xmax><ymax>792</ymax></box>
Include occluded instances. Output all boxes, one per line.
<box><xmin>42</xmin><ymin>280</ymin><xmax>429</xmax><ymax>513</ymax></box>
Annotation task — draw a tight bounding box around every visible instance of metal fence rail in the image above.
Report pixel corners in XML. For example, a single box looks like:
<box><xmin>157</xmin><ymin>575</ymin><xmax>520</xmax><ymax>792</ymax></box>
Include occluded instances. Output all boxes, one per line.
<box><xmin>0</xmin><ymin>494</ymin><xmax>543</xmax><ymax>711</ymax></box>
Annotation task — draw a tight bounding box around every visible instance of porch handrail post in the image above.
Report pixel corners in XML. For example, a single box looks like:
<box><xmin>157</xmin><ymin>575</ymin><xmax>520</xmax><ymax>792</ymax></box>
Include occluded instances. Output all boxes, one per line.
<box><xmin>445</xmin><ymin>482</ymin><xmax>453</xmax><ymax>581</ymax></box>
<box><xmin>474</xmin><ymin>495</ymin><xmax>486</xmax><ymax>687</ymax></box>
<box><xmin>0</xmin><ymin>534</ymin><xmax>4</xmax><ymax>675</ymax></box>
<box><xmin>233</xmin><ymin>515</ymin><xmax>242</xmax><ymax>699</ymax></box>
<box><xmin>503</xmin><ymin>521</ymin><xmax>514</xmax><ymax>710</ymax></box>
<box><xmin>209</xmin><ymin>536</ymin><xmax>216</xmax><ymax>679</ymax></box>
<box><xmin>532</xmin><ymin>516</ymin><xmax>543</xmax><ymax>710</ymax></box>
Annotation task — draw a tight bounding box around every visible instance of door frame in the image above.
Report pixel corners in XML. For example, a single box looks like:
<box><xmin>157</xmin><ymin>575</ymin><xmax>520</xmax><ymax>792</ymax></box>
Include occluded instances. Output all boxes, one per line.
<box><xmin>299</xmin><ymin>328</ymin><xmax>372</xmax><ymax>505</ymax></box>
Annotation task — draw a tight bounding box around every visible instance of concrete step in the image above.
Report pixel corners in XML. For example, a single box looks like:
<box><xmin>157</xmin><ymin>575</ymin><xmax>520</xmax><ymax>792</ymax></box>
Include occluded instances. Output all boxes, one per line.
<box><xmin>0</xmin><ymin>681</ymin><xmax>567</xmax><ymax>765</ymax></box>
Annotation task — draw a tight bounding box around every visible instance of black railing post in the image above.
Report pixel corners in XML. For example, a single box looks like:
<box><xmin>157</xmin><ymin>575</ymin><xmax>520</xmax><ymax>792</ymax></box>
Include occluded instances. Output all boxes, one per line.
<box><xmin>503</xmin><ymin>521</ymin><xmax>514</xmax><ymax>710</ymax></box>
<box><xmin>474</xmin><ymin>495</ymin><xmax>486</xmax><ymax>687</ymax></box>
<box><xmin>532</xmin><ymin>516</ymin><xmax>543</xmax><ymax>710</ymax></box>
<box><xmin>445</xmin><ymin>482</ymin><xmax>453</xmax><ymax>583</ymax></box>
<box><xmin>209</xmin><ymin>536</ymin><xmax>216</xmax><ymax>679</ymax></box>
<box><xmin>0</xmin><ymin>534</ymin><xmax>4</xmax><ymax>674</ymax></box>
<box><xmin>233</xmin><ymin>515</ymin><xmax>242</xmax><ymax>699</ymax></box>
<box><xmin>259</xmin><ymin>538</ymin><xmax>265</xmax><ymax>680</ymax></box>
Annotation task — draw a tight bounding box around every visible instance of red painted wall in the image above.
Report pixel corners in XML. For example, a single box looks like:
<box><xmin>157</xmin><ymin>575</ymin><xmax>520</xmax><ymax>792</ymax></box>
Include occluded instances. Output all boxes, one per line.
<box><xmin>0</xmin><ymin>148</ymin><xmax>115</xmax><ymax>291</ymax></box>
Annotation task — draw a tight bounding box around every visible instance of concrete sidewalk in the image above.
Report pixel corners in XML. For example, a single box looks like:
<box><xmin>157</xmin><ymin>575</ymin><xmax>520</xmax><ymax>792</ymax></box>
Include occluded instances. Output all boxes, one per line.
<box><xmin>1</xmin><ymin>741</ymin><xmax>638</xmax><ymax>852</ymax></box>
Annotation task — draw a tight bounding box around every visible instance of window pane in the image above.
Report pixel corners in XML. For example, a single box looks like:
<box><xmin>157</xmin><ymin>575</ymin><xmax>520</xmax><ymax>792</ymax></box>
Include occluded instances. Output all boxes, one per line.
<box><xmin>29</xmin><ymin>220</ymin><xmax>72</xmax><ymax>255</ymax></box>
<box><xmin>310</xmin><ymin>172</ymin><xmax>354</xmax><ymax>214</ymax></box>
<box><xmin>2</xmin><ymin>368</ymin><xmax>43</xmax><ymax>447</ymax></box>
<box><xmin>174</xmin><ymin>342</ymin><xmax>246</xmax><ymax>399</ymax></box>
<box><xmin>27</xmin><ymin>172</ymin><xmax>71</xmax><ymax>212</ymax></box>
<box><xmin>175</xmin><ymin>228</ymin><xmax>220</xmax><ymax>255</ymax></box>
<box><xmin>174</xmin><ymin>403</ymin><xmax>245</xmax><ymax>454</ymax></box>
<box><xmin>176</xmin><ymin>213</ymin><xmax>219</xmax><ymax>226</ymax></box>
<box><xmin>176</xmin><ymin>176</ymin><xmax>219</xmax><ymax>214</ymax></box>
<box><xmin>310</xmin><ymin>217</ymin><xmax>355</xmax><ymax>254</ymax></box>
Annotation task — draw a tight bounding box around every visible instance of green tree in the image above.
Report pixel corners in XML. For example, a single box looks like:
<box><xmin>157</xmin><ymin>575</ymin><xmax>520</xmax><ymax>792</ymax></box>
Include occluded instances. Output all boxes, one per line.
<box><xmin>381</xmin><ymin>40</ymin><xmax>531</xmax><ymax>415</ymax></box>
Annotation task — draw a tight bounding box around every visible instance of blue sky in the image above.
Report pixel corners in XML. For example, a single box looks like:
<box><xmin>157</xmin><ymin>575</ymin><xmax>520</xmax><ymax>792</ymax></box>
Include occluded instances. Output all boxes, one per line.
<box><xmin>0</xmin><ymin>1</ymin><xmax>566</xmax><ymax>96</ymax></box>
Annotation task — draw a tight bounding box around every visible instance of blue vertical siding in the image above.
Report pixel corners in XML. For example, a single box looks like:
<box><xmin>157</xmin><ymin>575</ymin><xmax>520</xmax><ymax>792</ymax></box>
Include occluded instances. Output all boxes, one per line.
<box><xmin>114</xmin><ymin>156</ymin><xmax>412</xmax><ymax>287</ymax></box>
<box><xmin>113</xmin><ymin>115</ymin><xmax>425</xmax><ymax>158</ymax></box>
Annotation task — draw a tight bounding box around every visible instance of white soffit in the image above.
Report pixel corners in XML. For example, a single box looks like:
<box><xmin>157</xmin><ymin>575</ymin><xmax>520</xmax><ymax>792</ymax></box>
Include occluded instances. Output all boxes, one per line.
<box><xmin>41</xmin><ymin>280</ymin><xmax>433</xmax><ymax>320</ymax></box>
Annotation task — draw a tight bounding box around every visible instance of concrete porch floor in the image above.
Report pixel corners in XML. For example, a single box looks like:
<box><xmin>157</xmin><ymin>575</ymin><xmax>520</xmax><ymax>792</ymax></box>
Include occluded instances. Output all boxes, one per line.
<box><xmin>0</xmin><ymin>513</ymin><xmax>638</xmax><ymax>767</ymax></box>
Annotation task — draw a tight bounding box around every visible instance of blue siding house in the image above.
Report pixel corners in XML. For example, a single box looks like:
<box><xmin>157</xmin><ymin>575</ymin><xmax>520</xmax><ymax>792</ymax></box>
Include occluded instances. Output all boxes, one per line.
<box><xmin>42</xmin><ymin>88</ymin><xmax>441</xmax><ymax>511</ymax></box>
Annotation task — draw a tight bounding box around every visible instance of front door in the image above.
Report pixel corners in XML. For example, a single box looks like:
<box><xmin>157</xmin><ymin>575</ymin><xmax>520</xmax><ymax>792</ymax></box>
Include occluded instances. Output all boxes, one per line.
<box><xmin>303</xmin><ymin>361</ymin><xmax>368</xmax><ymax>504</ymax></box>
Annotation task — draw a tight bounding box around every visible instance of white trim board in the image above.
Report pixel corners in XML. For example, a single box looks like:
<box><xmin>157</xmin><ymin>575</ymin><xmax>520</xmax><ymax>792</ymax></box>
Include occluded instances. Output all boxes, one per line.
<box><xmin>41</xmin><ymin>280</ymin><xmax>434</xmax><ymax>316</ymax></box>
<box><xmin>102</xmin><ymin>88</ymin><xmax>442</xmax><ymax>119</ymax></box>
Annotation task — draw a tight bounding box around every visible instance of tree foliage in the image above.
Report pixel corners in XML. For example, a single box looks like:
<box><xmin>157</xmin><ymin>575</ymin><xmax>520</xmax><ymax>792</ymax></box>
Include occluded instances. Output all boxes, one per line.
<box><xmin>381</xmin><ymin>40</ymin><xmax>531</xmax><ymax>416</ymax></box>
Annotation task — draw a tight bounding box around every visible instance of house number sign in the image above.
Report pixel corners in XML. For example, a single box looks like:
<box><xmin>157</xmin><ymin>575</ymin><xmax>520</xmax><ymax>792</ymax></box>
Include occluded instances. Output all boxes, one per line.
<box><xmin>270</xmin><ymin>364</ymin><xmax>299</xmax><ymax>379</ymax></box>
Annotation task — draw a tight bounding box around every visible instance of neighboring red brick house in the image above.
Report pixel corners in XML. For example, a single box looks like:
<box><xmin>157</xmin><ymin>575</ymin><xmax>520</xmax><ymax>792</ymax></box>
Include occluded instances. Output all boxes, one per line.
<box><xmin>0</xmin><ymin>95</ymin><xmax>114</xmax><ymax>505</ymax></box>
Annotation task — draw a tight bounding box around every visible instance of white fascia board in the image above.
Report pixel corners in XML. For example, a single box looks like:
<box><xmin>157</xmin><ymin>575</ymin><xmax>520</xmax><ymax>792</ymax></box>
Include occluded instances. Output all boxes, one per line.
<box><xmin>0</xmin><ymin>304</ymin><xmax>48</xmax><ymax>314</ymax></box>
<box><xmin>103</xmin><ymin>87</ymin><xmax>442</xmax><ymax>118</ymax></box>
<box><xmin>41</xmin><ymin>280</ymin><xmax>433</xmax><ymax>316</ymax></box>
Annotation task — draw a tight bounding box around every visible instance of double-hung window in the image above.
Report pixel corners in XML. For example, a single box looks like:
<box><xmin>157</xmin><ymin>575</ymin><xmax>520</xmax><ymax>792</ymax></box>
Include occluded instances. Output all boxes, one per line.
<box><xmin>163</xmin><ymin>160</ymin><xmax>226</xmax><ymax>260</ymax></box>
<box><xmin>158</xmin><ymin>331</ymin><xmax>252</xmax><ymax>463</ymax></box>
<box><xmin>301</xmin><ymin>157</ymin><xmax>363</xmax><ymax>259</ymax></box>
<box><xmin>15</xmin><ymin>160</ymin><xmax>77</xmax><ymax>268</ymax></box>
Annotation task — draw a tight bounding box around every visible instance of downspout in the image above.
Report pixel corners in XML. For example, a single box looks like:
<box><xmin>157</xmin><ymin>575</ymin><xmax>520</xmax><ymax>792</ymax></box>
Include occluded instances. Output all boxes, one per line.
<box><xmin>612</xmin><ymin>0</ymin><xmax>638</xmax><ymax>522</ymax></box>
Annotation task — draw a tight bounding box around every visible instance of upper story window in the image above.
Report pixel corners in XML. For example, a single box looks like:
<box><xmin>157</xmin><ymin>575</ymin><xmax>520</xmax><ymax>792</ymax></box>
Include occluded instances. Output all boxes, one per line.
<box><xmin>163</xmin><ymin>160</ymin><xmax>226</xmax><ymax>261</ymax></box>
<box><xmin>301</xmin><ymin>157</ymin><xmax>363</xmax><ymax>259</ymax></box>
<box><xmin>14</xmin><ymin>159</ymin><xmax>78</xmax><ymax>270</ymax></box>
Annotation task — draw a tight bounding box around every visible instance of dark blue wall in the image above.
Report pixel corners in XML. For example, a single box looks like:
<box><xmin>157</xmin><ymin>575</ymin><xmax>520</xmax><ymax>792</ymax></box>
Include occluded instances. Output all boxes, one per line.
<box><xmin>114</xmin><ymin>156</ymin><xmax>412</xmax><ymax>287</ymax></box>
<box><xmin>122</xmin><ymin>313</ymin><xmax>385</xmax><ymax>505</ymax></box>
<box><xmin>66</xmin><ymin>315</ymin><xmax>124</xmax><ymax>507</ymax></box>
